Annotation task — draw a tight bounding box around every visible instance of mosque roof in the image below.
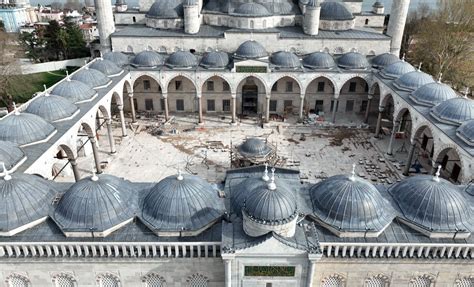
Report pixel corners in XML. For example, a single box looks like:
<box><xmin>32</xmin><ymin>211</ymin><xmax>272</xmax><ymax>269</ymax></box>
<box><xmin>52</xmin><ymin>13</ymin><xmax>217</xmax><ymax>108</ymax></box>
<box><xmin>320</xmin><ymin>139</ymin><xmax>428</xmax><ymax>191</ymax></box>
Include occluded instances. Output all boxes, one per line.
<box><xmin>379</xmin><ymin>60</ymin><xmax>415</xmax><ymax>79</ymax></box>
<box><xmin>0</xmin><ymin>141</ymin><xmax>26</xmax><ymax>172</ymax></box>
<box><xmin>51</xmin><ymin>79</ymin><xmax>98</xmax><ymax>104</ymax></box>
<box><xmin>393</xmin><ymin>70</ymin><xmax>434</xmax><ymax>91</ymax></box>
<box><xmin>371</xmin><ymin>53</ymin><xmax>399</xmax><ymax>69</ymax></box>
<box><xmin>103</xmin><ymin>51</ymin><xmax>129</xmax><ymax>66</ymax></box>
<box><xmin>71</xmin><ymin>68</ymin><xmax>111</xmax><ymax>88</ymax></box>
<box><xmin>233</xmin><ymin>3</ymin><xmax>271</xmax><ymax>16</ymax></box>
<box><xmin>457</xmin><ymin>120</ymin><xmax>474</xmax><ymax>146</ymax></box>
<box><xmin>132</xmin><ymin>50</ymin><xmax>165</xmax><ymax>67</ymax></box>
<box><xmin>410</xmin><ymin>81</ymin><xmax>457</xmax><ymax>107</ymax></box>
<box><xmin>337</xmin><ymin>51</ymin><xmax>370</xmax><ymax>69</ymax></box>
<box><xmin>238</xmin><ymin>138</ymin><xmax>272</xmax><ymax>158</ymax></box>
<box><xmin>234</xmin><ymin>40</ymin><xmax>267</xmax><ymax>59</ymax></box>
<box><xmin>89</xmin><ymin>58</ymin><xmax>123</xmax><ymax>76</ymax></box>
<box><xmin>270</xmin><ymin>51</ymin><xmax>301</xmax><ymax>69</ymax></box>
<box><xmin>0</xmin><ymin>112</ymin><xmax>56</xmax><ymax>146</ymax></box>
<box><xmin>25</xmin><ymin>94</ymin><xmax>79</xmax><ymax>122</ymax></box>
<box><xmin>147</xmin><ymin>0</ymin><xmax>183</xmax><ymax>18</ymax></box>
<box><xmin>320</xmin><ymin>1</ymin><xmax>354</xmax><ymax>21</ymax></box>
<box><xmin>302</xmin><ymin>52</ymin><xmax>336</xmax><ymax>69</ymax></box>
<box><xmin>165</xmin><ymin>50</ymin><xmax>198</xmax><ymax>68</ymax></box>
<box><xmin>430</xmin><ymin>97</ymin><xmax>474</xmax><ymax>126</ymax></box>
<box><xmin>200</xmin><ymin>51</ymin><xmax>230</xmax><ymax>69</ymax></box>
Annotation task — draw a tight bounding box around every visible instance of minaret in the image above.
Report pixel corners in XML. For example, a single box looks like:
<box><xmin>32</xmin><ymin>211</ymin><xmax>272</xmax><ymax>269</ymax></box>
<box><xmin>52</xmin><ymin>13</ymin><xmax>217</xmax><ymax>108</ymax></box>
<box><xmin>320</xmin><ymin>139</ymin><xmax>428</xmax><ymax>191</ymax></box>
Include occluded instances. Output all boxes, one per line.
<box><xmin>94</xmin><ymin>0</ymin><xmax>115</xmax><ymax>52</ymax></box>
<box><xmin>303</xmin><ymin>0</ymin><xmax>320</xmax><ymax>36</ymax></box>
<box><xmin>183</xmin><ymin>0</ymin><xmax>200</xmax><ymax>34</ymax></box>
<box><xmin>386</xmin><ymin>0</ymin><xmax>411</xmax><ymax>56</ymax></box>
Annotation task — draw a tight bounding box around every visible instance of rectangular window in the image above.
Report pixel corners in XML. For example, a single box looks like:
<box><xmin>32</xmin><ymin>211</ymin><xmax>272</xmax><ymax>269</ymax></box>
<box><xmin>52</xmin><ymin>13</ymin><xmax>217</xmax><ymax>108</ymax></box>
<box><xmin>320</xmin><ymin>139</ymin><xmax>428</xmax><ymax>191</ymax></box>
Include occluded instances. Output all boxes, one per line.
<box><xmin>270</xmin><ymin>100</ymin><xmax>277</xmax><ymax>112</ymax></box>
<box><xmin>175</xmin><ymin>80</ymin><xmax>182</xmax><ymax>91</ymax></box>
<box><xmin>315</xmin><ymin>100</ymin><xmax>324</xmax><ymax>113</ymax></box>
<box><xmin>223</xmin><ymin>82</ymin><xmax>230</xmax><ymax>91</ymax></box>
<box><xmin>349</xmin><ymin>82</ymin><xmax>357</xmax><ymax>92</ymax></box>
<box><xmin>451</xmin><ymin>163</ymin><xmax>461</xmax><ymax>182</ymax></box>
<box><xmin>223</xmin><ymin>99</ymin><xmax>231</xmax><ymax>112</ymax></box>
<box><xmin>244</xmin><ymin>266</ymin><xmax>296</xmax><ymax>277</ymax></box>
<box><xmin>421</xmin><ymin>135</ymin><xmax>429</xmax><ymax>150</ymax></box>
<box><xmin>284</xmin><ymin>100</ymin><xmax>293</xmax><ymax>112</ymax></box>
<box><xmin>160</xmin><ymin>99</ymin><xmax>165</xmax><ymax>111</ymax></box>
<box><xmin>207</xmin><ymin>99</ymin><xmax>215</xmax><ymax>111</ymax></box>
<box><xmin>145</xmin><ymin>99</ymin><xmax>154</xmax><ymax>111</ymax></box>
<box><xmin>143</xmin><ymin>80</ymin><xmax>150</xmax><ymax>90</ymax></box>
<box><xmin>360</xmin><ymin>100</ymin><xmax>368</xmax><ymax>113</ymax></box>
<box><xmin>330</xmin><ymin>100</ymin><xmax>335</xmax><ymax>112</ymax></box>
<box><xmin>207</xmin><ymin>81</ymin><xmax>214</xmax><ymax>91</ymax></box>
<box><xmin>176</xmin><ymin>99</ymin><xmax>184</xmax><ymax>111</ymax></box>
<box><xmin>317</xmin><ymin>81</ymin><xmax>325</xmax><ymax>92</ymax></box>
<box><xmin>365</xmin><ymin>83</ymin><xmax>369</xmax><ymax>92</ymax></box>
<box><xmin>345</xmin><ymin>100</ymin><xmax>354</xmax><ymax>112</ymax></box>
<box><xmin>272</xmin><ymin>83</ymin><xmax>278</xmax><ymax>92</ymax></box>
<box><xmin>285</xmin><ymin>81</ymin><xmax>293</xmax><ymax>92</ymax></box>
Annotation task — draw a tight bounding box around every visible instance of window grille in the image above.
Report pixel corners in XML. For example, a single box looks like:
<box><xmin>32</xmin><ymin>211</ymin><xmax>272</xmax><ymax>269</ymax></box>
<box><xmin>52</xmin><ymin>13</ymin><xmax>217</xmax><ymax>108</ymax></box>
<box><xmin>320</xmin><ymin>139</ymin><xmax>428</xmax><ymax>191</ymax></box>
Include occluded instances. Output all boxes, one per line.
<box><xmin>186</xmin><ymin>274</ymin><xmax>208</xmax><ymax>287</ymax></box>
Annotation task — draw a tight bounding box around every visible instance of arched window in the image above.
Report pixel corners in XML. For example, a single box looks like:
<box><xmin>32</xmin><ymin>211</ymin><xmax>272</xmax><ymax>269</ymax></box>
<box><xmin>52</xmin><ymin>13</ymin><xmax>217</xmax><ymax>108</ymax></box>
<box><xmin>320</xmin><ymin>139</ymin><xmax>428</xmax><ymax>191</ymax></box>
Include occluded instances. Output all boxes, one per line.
<box><xmin>262</xmin><ymin>20</ymin><xmax>266</xmax><ymax>28</ymax></box>
<box><xmin>365</xmin><ymin>18</ymin><xmax>369</xmax><ymax>25</ymax></box>
<box><xmin>142</xmin><ymin>273</ymin><xmax>166</xmax><ymax>287</ymax></box>
<box><xmin>6</xmin><ymin>273</ymin><xmax>31</xmax><ymax>287</ymax></box>
<box><xmin>456</xmin><ymin>277</ymin><xmax>474</xmax><ymax>287</ymax></box>
<box><xmin>52</xmin><ymin>273</ymin><xmax>77</xmax><ymax>287</ymax></box>
<box><xmin>186</xmin><ymin>274</ymin><xmax>208</xmax><ymax>287</ymax></box>
<box><xmin>409</xmin><ymin>275</ymin><xmax>434</xmax><ymax>287</ymax></box>
<box><xmin>322</xmin><ymin>274</ymin><xmax>345</xmax><ymax>287</ymax></box>
<box><xmin>133</xmin><ymin>16</ymin><xmax>136</xmax><ymax>23</ymax></box>
<box><xmin>365</xmin><ymin>275</ymin><xmax>390</xmax><ymax>287</ymax></box>
<box><xmin>127</xmin><ymin>45</ymin><xmax>133</xmax><ymax>53</ymax></box>
<box><xmin>96</xmin><ymin>273</ymin><xmax>121</xmax><ymax>287</ymax></box>
<box><xmin>250</xmin><ymin>20</ymin><xmax>254</xmax><ymax>29</ymax></box>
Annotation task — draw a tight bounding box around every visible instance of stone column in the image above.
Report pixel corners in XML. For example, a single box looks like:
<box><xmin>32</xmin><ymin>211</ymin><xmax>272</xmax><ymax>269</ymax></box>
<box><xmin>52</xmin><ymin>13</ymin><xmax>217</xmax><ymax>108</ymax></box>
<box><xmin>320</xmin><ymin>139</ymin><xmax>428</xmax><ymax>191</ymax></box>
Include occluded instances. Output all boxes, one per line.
<box><xmin>299</xmin><ymin>93</ymin><xmax>305</xmax><ymax>122</ymax></box>
<box><xmin>403</xmin><ymin>141</ymin><xmax>416</xmax><ymax>176</ymax></box>
<box><xmin>364</xmin><ymin>93</ymin><xmax>373</xmax><ymax>124</ymax></box>
<box><xmin>331</xmin><ymin>94</ymin><xmax>339</xmax><ymax>124</ymax></box>
<box><xmin>89</xmin><ymin>136</ymin><xmax>102</xmax><ymax>174</ymax></box>
<box><xmin>128</xmin><ymin>93</ymin><xmax>136</xmax><ymax>123</ymax></box>
<box><xmin>374</xmin><ymin>106</ymin><xmax>385</xmax><ymax>138</ymax></box>
<box><xmin>197</xmin><ymin>91</ymin><xmax>203</xmax><ymax>124</ymax></box>
<box><xmin>231</xmin><ymin>93</ymin><xmax>236</xmax><ymax>124</ymax></box>
<box><xmin>106</xmin><ymin>119</ymin><xmax>116</xmax><ymax>154</ymax></box>
<box><xmin>162</xmin><ymin>92</ymin><xmax>169</xmax><ymax>121</ymax></box>
<box><xmin>224</xmin><ymin>259</ymin><xmax>232</xmax><ymax>287</ymax></box>
<box><xmin>387</xmin><ymin>120</ymin><xmax>400</xmax><ymax>156</ymax></box>
<box><xmin>265</xmin><ymin>94</ymin><xmax>270</xmax><ymax>123</ymax></box>
<box><xmin>306</xmin><ymin>261</ymin><xmax>316</xmax><ymax>287</ymax></box>
<box><xmin>70</xmin><ymin>158</ymin><xmax>80</xmax><ymax>182</ymax></box>
<box><xmin>117</xmin><ymin>105</ymin><xmax>127</xmax><ymax>137</ymax></box>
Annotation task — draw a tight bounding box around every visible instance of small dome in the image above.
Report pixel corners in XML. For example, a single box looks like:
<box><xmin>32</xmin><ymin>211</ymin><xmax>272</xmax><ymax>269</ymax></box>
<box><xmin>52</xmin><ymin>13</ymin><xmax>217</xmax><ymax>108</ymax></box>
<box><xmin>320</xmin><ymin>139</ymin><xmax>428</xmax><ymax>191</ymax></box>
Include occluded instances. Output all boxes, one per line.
<box><xmin>200</xmin><ymin>51</ymin><xmax>229</xmax><ymax>68</ymax></box>
<box><xmin>0</xmin><ymin>141</ymin><xmax>26</xmax><ymax>172</ymax></box>
<box><xmin>380</xmin><ymin>60</ymin><xmax>416</xmax><ymax>79</ymax></box>
<box><xmin>141</xmin><ymin>173</ymin><xmax>224</xmax><ymax>233</ymax></box>
<box><xmin>338</xmin><ymin>52</ymin><xmax>370</xmax><ymax>69</ymax></box>
<box><xmin>26</xmin><ymin>94</ymin><xmax>79</xmax><ymax>122</ymax></box>
<box><xmin>53</xmin><ymin>174</ymin><xmax>136</xmax><ymax>235</ymax></box>
<box><xmin>389</xmin><ymin>175</ymin><xmax>473</xmax><ymax>233</ymax></box>
<box><xmin>270</xmin><ymin>51</ymin><xmax>301</xmax><ymax>69</ymax></box>
<box><xmin>235</xmin><ymin>40</ymin><xmax>267</xmax><ymax>59</ymax></box>
<box><xmin>103</xmin><ymin>51</ymin><xmax>129</xmax><ymax>66</ymax></box>
<box><xmin>89</xmin><ymin>58</ymin><xmax>123</xmax><ymax>76</ymax></box>
<box><xmin>233</xmin><ymin>3</ymin><xmax>271</xmax><ymax>16</ymax></box>
<box><xmin>302</xmin><ymin>52</ymin><xmax>336</xmax><ymax>69</ymax></box>
<box><xmin>430</xmin><ymin>97</ymin><xmax>474</xmax><ymax>126</ymax></box>
<box><xmin>132</xmin><ymin>51</ymin><xmax>164</xmax><ymax>67</ymax></box>
<box><xmin>309</xmin><ymin>175</ymin><xmax>395</xmax><ymax>232</ymax></box>
<box><xmin>166</xmin><ymin>50</ymin><xmax>198</xmax><ymax>68</ymax></box>
<box><xmin>371</xmin><ymin>53</ymin><xmax>399</xmax><ymax>69</ymax></box>
<box><xmin>238</xmin><ymin>138</ymin><xmax>272</xmax><ymax>158</ymax></box>
<box><xmin>410</xmin><ymin>82</ymin><xmax>457</xmax><ymax>107</ymax></box>
<box><xmin>393</xmin><ymin>70</ymin><xmax>434</xmax><ymax>91</ymax></box>
<box><xmin>147</xmin><ymin>0</ymin><xmax>183</xmax><ymax>18</ymax></box>
<box><xmin>457</xmin><ymin>119</ymin><xmax>474</xmax><ymax>146</ymax></box>
<box><xmin>231</xmin><ymin>177</ymin><xmax>263</xmax><ymax>215</ymax></box>
<box><xmin>51</xmin><ymin>79</ymin><xmax>97</xmax><ymax>104</ymax></box>
<box><xmin>373</xmin><ymin>1</ymin><xmax>384</xmax><ymax>8</ymax></box>
<box><xmin>320</xmin><ymin>1</ymin><xmax>354</xmax><ymax>20</ymax></box>
<box><xmin>71</xmin><ymin>68</ymin><xmax>111</xmax><ymax>88</ymax></box>
<box><xmin>0</xmin><ymin>173</ymin><xmax>56</xmax><ymax>235</ymax></box>
<box><xmin>0</xmin><ymin>112</ymin><xmax>56</xmax><ymax>146</ymax></box>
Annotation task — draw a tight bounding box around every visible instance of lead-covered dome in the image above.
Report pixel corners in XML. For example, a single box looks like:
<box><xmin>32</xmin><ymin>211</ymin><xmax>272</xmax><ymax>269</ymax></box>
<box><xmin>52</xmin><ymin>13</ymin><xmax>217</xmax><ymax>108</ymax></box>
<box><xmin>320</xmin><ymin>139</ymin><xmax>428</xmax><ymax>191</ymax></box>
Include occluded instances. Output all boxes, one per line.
<box><xmin>103</xmin><ymin>51</ymin><xmax>129</xmax><ymax>66</ymax></box>
<box><xmin>147</xmin><ymin>0</ymin><xmax>183</xmax><ymax>18</ymax></box>
<box><xmin>53</xmin><ymin>174</ymin><xmax>136</xmax><ymax>237</ymax></box>
<box><xmin>71</xmin><ymin>67</ymin><xmax>111</xmax><ymax>88</ymax></box>
<box><xmin>200</xmin><ymin>51</ymin><xmax>229</xmax><ymax>69</ymax></box>
<box><xmin>320</xmin><ymin>1</ymin><xmax>354</xmax><ymax>20</ymax></box>
<box><xmin>0</xmin><ymin>173</ymin><xmax>56</xmax><ymax>235</ymax></box>
<box><xmin>235</xmin><ymin>40</ymin><xmax>267</xmax><ymax>59</ymax></box>
<box><xmin>89</xmin><ymin>58</ymin><xmax>123</xmax><ymax>77</ymax></box>
<box><xmin>337</xmin><ymin>52</ymin><xmax>370</xmax><ymax>69</ymax></box>
<box><xmin>457</xmin><ymin>119</ymin><xmax>474</xmax><ymax>146</ymax></box>
<box><xmin>166</xmin><ymin>50</ymin><xmax>198</xmax><ymax>68</ymax></box>
<box><xmin>0</xmin><ymin>112</ymin><xmax>56</xmax><ymax>146</ymax></box>
<box><xmin>132</xmin><ymin>51</ymin><xmax>164</xmax><ymax>67</ymax></box>
<box><xmin>51</xmin><ymin>79</ymin><xmax>97</xmax><ymax>104</ymax></box>
<box><xmin>309</xmin><ymin>174</ymin><xmax>395</xmax><ymax>235</ymax></box>
<box><xmin>270</xmin><ymin>51</ymin><xmax>300</xmax><ymax>69</ymax></box>
<box><xmin>302</xmin><ymin>52</ymin><xmax>336</xmax><ymax>69</ymax></box>
<box><xmin>410</xmin><ymin>81</ymin><xmax>457</xmax><ymax>107</ymax></box>
<box><xmin>233</xmin><ymin>3</ymin><xmax>271</xmax><ymax>16</ymax></box>
<box><xmin>141</xmin><ymin>173</ymin><xmax>225</xmax><ymax>235</ymax></box>
<box><xmin>238</xmin><ymin>138</ymin><xmax>272</xmax><ymax>158</ymax></box>
<box><xmin>371</xmin><ymin>53</ymin><xmax>399</xmax><ymax>69</ymax></box>
<box><xmin>430</xmin><ymin>97</ymin><xmax>474</xmax><ymax>126</ymax></box>
<box><xmin>379</xmin><ymin>60</ymin><xmax>415</xmax><ymax>79</ymax></box>
<box><xmin>389</xmin><ymin>175</ymin><xmax>473</xmax><ymax>236</ymax></box>
<box><xmin>0</xmin><ymin>141</ymin><xmax>26</xmax><ymax>172</ymax></box>
<box><xmin>393</xmin><ymin>70</ymin><xmax>434</xmax><ymax>91</ymax></box>
<box><xmin>26</xmin><ymin>94</ymin><xmax>79</xmax><ymax>122</ymax></box>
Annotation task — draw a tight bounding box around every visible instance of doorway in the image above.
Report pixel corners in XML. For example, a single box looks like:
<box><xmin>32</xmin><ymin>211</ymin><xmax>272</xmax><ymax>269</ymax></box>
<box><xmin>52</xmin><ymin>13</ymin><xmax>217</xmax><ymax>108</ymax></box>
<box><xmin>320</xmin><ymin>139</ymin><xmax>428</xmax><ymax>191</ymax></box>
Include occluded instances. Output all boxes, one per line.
<box><xmin>242</xmin><ymin>84</ymin><xmax>258</xmax><ymax>115</ymax></box>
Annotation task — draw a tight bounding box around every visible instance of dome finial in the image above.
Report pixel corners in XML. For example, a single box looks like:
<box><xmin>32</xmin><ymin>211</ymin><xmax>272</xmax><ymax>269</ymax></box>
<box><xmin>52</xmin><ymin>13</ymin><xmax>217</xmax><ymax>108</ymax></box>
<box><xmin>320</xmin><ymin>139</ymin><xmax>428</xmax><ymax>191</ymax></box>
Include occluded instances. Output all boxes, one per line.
<box><xmin>43</xmin><ymin>84</ymin><xmax>50</xmax><ymax>96</ymax></box>
<box><xmin>401</xmin><ymin>53</ymin><xmax>406</xmax><ymax>61</ymax></box>
<box><xmin>84</xmin><ymin>60</ymin><xmax>89</xmax><ymax>69</ymax></box>
<box><xmin>262</xmin><ymin>163</ymin><xmax>269</xmax><ymax>182</ymax></box>
<box><xmin>350</xmin><ymin>163</ymin><xmax>356</xmax><ymax>181</ymax></box>
<box><xmin>1</xmin><ymin>162</ymin><xmax>12</xmax><ymax>181</ymax></box>
<box><xmin>437</xmin><ymin>72</ymin><xmax>443</xmax><ymax>83</ymax></box>
<box><xmin>433</xmin><ymin>165</ymin><xmax>442</xmax><ymax>182</ymax></box>
<box><xmin>268</xmin><ymin>167</ymin><xmax>276</xmax><ymax>190</ymax></box>
<box><xmin>66</xmin><ymin>70</ymin><xmax>71</xmax><ymax>81</ymax></box>
<box><xmin>91</xmin><ymin>171</ymin><xmax>99</xmax><ymax>181</ymax></box>
<box><xmin>464</xmin><ymin>87</ymin><xmax>470</xmax><ymax>99</ymax></box>
<box><xmin>12</xmin><ymin>102</ymin><xmax>19</xmax><ymax>115</ymax></box>
<box><xmin>177</xmin><ymin>168</ymin><xmax>184</xmax><ymax>181</ymax></box>
<box><xmin>417</xmin><ymin>62</ymin><xmax>422</xmax><ymax>71</ymax></box>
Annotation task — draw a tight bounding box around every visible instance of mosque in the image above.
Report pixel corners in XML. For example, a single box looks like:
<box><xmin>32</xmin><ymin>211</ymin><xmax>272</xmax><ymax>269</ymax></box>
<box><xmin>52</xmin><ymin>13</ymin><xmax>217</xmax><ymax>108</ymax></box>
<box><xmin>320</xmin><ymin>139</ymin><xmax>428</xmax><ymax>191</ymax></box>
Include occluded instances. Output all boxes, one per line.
<box><xmin>0</xmin><ymin>0</ymin><xmax>473</xmax><ymax>286</ymax></box>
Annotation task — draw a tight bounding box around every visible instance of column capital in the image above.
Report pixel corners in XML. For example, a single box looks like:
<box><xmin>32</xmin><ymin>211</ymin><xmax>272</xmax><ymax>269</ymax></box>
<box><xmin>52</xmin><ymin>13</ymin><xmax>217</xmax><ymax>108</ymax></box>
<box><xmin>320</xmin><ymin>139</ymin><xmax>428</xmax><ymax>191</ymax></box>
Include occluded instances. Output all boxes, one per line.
<box><xmin>265</xmin><ymin>93</ymin><xmax>271</xmax><ymax>99</ymax></box>
<box><xmin>221</xmin><ymin>254</ymin><xmax>236</xmax><ymax>260</ymax></box>
<box><xmin>333</xmin><ymin>92</ymin><xmax>340</xmax><ymax>99</ymax></box>
<box><xmin>378</xmin><ymin>106</ymin><xmax>385</xmax><ymax>112</ymax></box>
<box><xmin>127</xmin><ymin>92</ymin><xmax>134</xmax><ymax>98</ymax></box>
<box><xmin>300</xmin><ymin>93</ymin><xmax>305</xmax><ymax>99</ymax></box>
<box><xmin>162</xmin><ymin>92</ymin><xmax>168</xmax><ymax>99</ymax></box>
<box><xmin>196</xmin><ymin>91</ymin><xmax>202</xmax><ymax>99</ymax></box>
<box><xmin>368</xmin><ymin>94</ymin><xmax>374</xmax><ymax>100</ymax></box>
<box><xmin>231</xmin><ymin>92</ymin><xmax>237</xmax><ymax>99</ymax></box>
<box><xmin>117</xmin><ymin>105</ymin><xmax>124</xmax><ymax>111</ymax></box>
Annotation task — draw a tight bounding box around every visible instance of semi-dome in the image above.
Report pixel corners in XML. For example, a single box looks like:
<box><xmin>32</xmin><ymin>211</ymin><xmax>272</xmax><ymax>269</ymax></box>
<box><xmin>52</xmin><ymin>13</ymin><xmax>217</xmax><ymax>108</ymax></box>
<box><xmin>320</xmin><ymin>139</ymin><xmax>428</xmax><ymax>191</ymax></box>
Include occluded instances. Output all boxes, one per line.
<box><xmin>235</xmin><ymin>40</ymin><xmax>267</xmax><ymax>59</ymax></box>
<box><xmin>132</xmin><ymin>50</ymin><xmax>164</xmax><ymax>67</ymax></box>
<box><xmin>0</xmin><ymin>172</ymin><xmax>56</xmax><ymax>235</ymax></box>
<box><xmin>53</xmin><ymin>174</ymin><xmax>136</xmax><ymax>236</ymax></box>
<box><xmin>0</xmin><ymin>111</ymin><xmax>56</xmax><ymax>146</ymax></box>
<box><xmin>166</xmin><ymin>50</ymin><xmax>198</xmax><ymax>68</ymax></box>
<box><xmin>430</xmin><ymin>97</ymin><xmax>474</xmax><ymax>126</ymax></box>
<box><xmin>89</xmin><ymin>58</ymin><xmax>123</xmax><ymax>76</ymax></box>
<box><xmin>337</xmin><ymin>52</ymin><xmax>370</xmax><ymax>69</ymax></box>
<box><xmin>270</xmin><ymin>51</ymin><xmax>300</xmax><ymax>69</ymax></box>
<box><xmin>238</xmin><ymin>138</ymin><xmax>272</xmax><ymax>158</ymax></box>
<box><xmin>0</xmin><ymin>141</ymin><xmax>26</xmax><ymax>172</ymax></box>
<box><xmin>103</xmin><ymin>51</ymin><xmax>129</xmax><ymax>66</ymax></box>
<box><xmin>51</xmin><ymin>79</ymin><xmax>97</xmax><ymax>104</ymax></box>
<box><xmin>410</xmin><ymin>81</ymin><xmax>457</xmax><ymax>107</ymax></box>
<box><xmin>71</xmin><ymin>68</ymin><xmax>111</xmax><ymax>88</ymax></box>
<box><xmin>389</xmin><ymin>175</ymin><xmax>473</xmax><ymax>235</ymax></box>
<box><xmin>320</xmin><ymin>1</ymin><xmax>354</xmax><ymax>20</ymax></box>
<box><xmin>25</xmin><ymin>94</ymin><xmax>79</xmax><ymax>122</ymax></box>
<box><xmin>371</xmin><ymin>53</ymin><xmax>399</xmax><ymax>69</ymax></box>
<box><xmin>309</xmin><ymin>174</ymin><xmax>395</xmax><ymax>234</ymax></box>
<box><xmin>302</xmin><ymin>52</ymin><xmax>336</xmax><ymax>69</ymax></box>
<box><xmin>233</xmin><ymin>3</ymin><xmax>271</xmax><ymax>16</ymax></box>
<box><xmin>393</xmin><ymin>70</ymin><xmax>434</xmax><ymax>91</ymax></box>
<box><xmin>457</xmin><ymin>119</ymin><xmax>474</xmax><ymax>146</ymax></box>
<box><xmin>141</xmin><ymin>173</ymin><xmax>224</xmax><ymax>235</ymax></box>
<box><xmin>147</xmin><ymin>0</ymin><xmax>183</xmax><ymax>18</ymax></box>
<box><xmin>380</xmin><ymin>60</ymin><xmax>416</xmax><ymax>79</ymax></box>
<box><xmin>200</xmin><ymin>51</ymin><xmax>229</xmax><ymax>69</ymax></box>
